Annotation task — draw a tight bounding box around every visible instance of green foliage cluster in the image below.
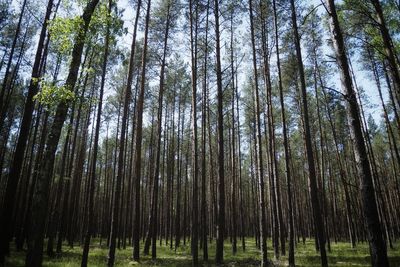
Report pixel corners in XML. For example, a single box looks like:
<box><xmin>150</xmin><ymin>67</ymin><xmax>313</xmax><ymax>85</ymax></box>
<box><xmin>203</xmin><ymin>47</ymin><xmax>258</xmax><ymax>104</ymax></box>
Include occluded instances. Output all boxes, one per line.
<box><xmin>90</xmin><ymin>2</ymin><xmax>114</xmax><ymax>32</ymax></box>
<box><xmin>48</xmin><ymin>16</ymin><xmax>84</xmax><ymax>54</ymax></box>
<box><xmin>341</xmin><ymin>0</ymin><xmax>400</xmax><ymax>60</ymax></box>
<box><xmin>34</xmin><ymin>79</ymin><xmax>75</xmax><ymax>111</ymax></box>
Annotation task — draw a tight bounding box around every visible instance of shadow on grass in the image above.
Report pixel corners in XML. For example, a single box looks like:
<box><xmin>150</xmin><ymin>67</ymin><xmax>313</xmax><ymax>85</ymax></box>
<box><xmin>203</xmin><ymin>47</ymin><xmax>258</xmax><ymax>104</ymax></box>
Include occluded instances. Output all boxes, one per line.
<box><xmin>296</xmin><ymin>255</ymin><xmax>369</xmax><ymax>267</ymax></box>
<box><xmin>296</xmin><ymin>254</ymin><xmax>400</xmax><ymax>267</ymax></box>
<box><xmin>5</xmin><ymin>239</ymin><xmax>400</xmax><ymax>267</ymax></box>
<box><xmin>389</xmin><ymin>256</ymin><xmax>400</xmax><ymax>266</ymax></box>
<box><xmin>136</xmin><ymin>257</ymin><xmax>261</xmax><ymax>267</ymax></box>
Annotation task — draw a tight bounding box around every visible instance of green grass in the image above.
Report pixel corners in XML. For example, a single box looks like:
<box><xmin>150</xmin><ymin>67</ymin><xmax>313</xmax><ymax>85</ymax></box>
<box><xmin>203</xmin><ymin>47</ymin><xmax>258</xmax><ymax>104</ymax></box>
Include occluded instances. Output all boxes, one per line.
<box><xmin>5</xmin><ymin>238</ymin><xmax>400</xmax><ymax>266</ymax></box>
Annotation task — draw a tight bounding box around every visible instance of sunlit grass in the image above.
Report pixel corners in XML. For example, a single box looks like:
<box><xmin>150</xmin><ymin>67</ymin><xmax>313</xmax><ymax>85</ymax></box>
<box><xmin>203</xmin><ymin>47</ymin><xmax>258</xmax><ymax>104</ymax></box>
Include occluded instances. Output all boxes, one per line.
<box><xmin>5</xmin><ymin>238</ymin><xmax>400</xmax><ymax>266</ymax></box>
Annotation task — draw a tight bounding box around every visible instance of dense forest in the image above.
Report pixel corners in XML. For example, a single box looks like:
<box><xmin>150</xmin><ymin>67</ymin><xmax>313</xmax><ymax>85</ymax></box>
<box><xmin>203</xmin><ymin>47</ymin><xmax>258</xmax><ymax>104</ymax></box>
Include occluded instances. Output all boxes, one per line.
<box><xmin>0</xmin><ymin>0</ymin><xmax>400</xmax><ymax>266</ymax></box>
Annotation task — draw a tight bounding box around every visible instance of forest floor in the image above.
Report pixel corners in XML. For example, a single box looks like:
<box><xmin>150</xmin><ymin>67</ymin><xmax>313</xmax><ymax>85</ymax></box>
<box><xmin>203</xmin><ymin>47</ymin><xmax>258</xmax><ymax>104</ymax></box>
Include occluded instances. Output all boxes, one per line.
<box><xmin>5</xmin><ymin>238</ymin><xmax>400</xmax><ymax>266</ymax></box>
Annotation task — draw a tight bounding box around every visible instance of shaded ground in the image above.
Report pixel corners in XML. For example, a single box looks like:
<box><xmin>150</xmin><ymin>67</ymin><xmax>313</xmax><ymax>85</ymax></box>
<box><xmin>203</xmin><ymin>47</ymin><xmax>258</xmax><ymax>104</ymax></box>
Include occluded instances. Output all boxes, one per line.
<box><xmin>5</xmin><ymin>238</ymin><xmax>400</xmax><ymax>266</ymax></box>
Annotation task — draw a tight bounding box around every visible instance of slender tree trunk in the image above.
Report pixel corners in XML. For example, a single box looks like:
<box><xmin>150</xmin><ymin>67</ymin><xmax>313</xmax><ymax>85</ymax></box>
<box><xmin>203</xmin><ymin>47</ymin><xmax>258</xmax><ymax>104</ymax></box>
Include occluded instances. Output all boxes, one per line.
<box><xmin>24</xmin><ymin>0</ymin><xmax>99</xmax><ymax>265</ymax></box>
<box><xmin>214</xmin><ymin>0</ymin><xmax>225</xmax><ymax>264</ymax></box>
<box><xmin>108</xmin><ymin>0</ymin><xmax>141</xmax><ymax>264</ymax></box>
<box><xmin>235</xmin><ymin>62</ymin><xmax>245</xmax><ymax>252</ymax></box>
<box><xmin>368</xmin><ymin>48</ymin><xmax>400</xmax><ymax>172</ymax></box>
<box><xmin>14</xmin><ymin>104</ymin><xmax>41</xmax><ymax>251</ymax></box>
<box><xmin>0</xmin><ymin>0</ymin><xmax>26</xmax><ymax>116</ymax></box>
<box><xmin>46</xmin><ymin>133</ymin><xmax>69</xmax><ymax>257</ymax></box>
<box><xmin>272</xmin><ymin>0</ymin><xmax>294</xmax><ymax>264</ymax></box>
<box><xmin>325</xmin><ymin>1</ymin><xmax>389</xmax><ymax>266</ymax></box>
<box><xmin>132</xmin><ymin>0</ymin><xmax>150</xmax><ymax>261</ymax></box>
<box><xmin>175</xmin><ymin>93</ymin><xmax>186</xmax><ymax>250</ymax></box>
<box><xmin>229</xmin><ymin>5</ymin><xmax>237</xmax><ymax>256</ymax></box>
<box><xmin>290</xmin><ymin>0</ymin><xmax>328</xmax><ymax>266</ymax></box>
<box><xmin>249</xmin><ymin>0</ymin><xmax>268</xmax><ymax>265</ymax></box>
<box><xmin>81</xmin><ymin>1</ymin><xmax>112</xmax><ymax>266</ymax></box>
<box><xmin>201</xmin><ymin>1</ymin><xmax>210</xmax><ymax>260</ymax></box>
<box><xmin>259</xmin><ymin>2</ymin><xmax>284</xmax><ymax>258</ymax></box>
<box><xmin>189</xmin><ymin>0</ymin><xmax>199</xmax><ymax>264</ymax></box>
<box><xmin>0</xmin><ymin>0</ymin><xmax>53</xmax><ymax>262</ymax></box>
<box><xmin>143</xmin><ymin>2</ymin><xmax>171</xmax><ymax>258</ymax></box>
<box><xmin>370</xmin><ymin>0</ymin><xmax>400</xmax><ymax>106</ymax></box>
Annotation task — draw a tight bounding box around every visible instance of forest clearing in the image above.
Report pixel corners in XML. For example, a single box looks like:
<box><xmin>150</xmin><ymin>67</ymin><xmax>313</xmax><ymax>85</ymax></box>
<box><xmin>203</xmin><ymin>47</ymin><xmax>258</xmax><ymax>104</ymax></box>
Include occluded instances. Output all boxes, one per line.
<box><xmin>1</xmin><ymin>0</ymin><xmax>400</xmax><ymax>266</ymax></box>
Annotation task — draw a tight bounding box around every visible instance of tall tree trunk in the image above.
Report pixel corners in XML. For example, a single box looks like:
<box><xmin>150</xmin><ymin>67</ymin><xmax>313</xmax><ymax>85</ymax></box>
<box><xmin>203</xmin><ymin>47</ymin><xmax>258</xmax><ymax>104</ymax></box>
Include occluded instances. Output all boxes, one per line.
<box><xmin>56</xmin><ymin>45</ymin><xmax>93</xmax><ymax>252</ymax></box>
<box><xmin>201</xmin><ymin>0</ymin><xmax>210</xmax><ymax>261</ymax></box>
<box><xmin>272</xmin><ymin>0</ymin><xmax>294</xmax><ymax>264</ymax></box>
<box><xmin>132</xmin><ymin>0</ymin><xmax>150</xmax><ymax>261</ymax></box>
<box><xmin>189</xmin><ymin>0</ymin><xmax>199</xmax><ymax>265</ymax></box>
<box><xmin>108</xmin><ymin>0</ymin><xmax>141</xmax><ymax>265</ymax></box>
<box><xmin>290</xmin><ymin>0</ymin><xmax>328</xmax><ymax>266</ymax></box>
<box><xmin>235</xmin><ymin>62</ymin><xmax>245</xmax><ymax>252</ymax></box>
<box><xmin>143</xmin><ymin>2</ymin><xmax>171</xmax><ymax>258</ymax></box>
<box><xmin>0</xmin><ymin>0</ymin><xmax>53</xmax><ymax>262</ymax></box>
<box><xmin>81</xmin><ymin>1</ymin><xmax>112</xmax><ymax>266</ymax></box>
<box><xmin>24</xmin><ymin>0</ymin><xmax>99</xmax><ymax>265</ymax></box>
<box><xmin>14</xmin><ymin>104</ymin><xmax>41</xmax><ymax>252</ymax></box>
<box><xmin>368</xmin><ymin>48</ymin><xmax>400</xmax><ymax>174</ymax></box>
<box><xmin>229</xmin><ymin>5</ymin><xmax>237</xmax><ymax>256</ymax></box>
<box><xmin>214</xmin><ymin>0</ymin><xmax>225</xmax><ymax>264</ymax></box>
<box><xmin>325</xmin><ymin>0</ymin><xmax>389</xmax><ymax>266</ymax></box>
<box><xmin>175</xmin><ymin>93</ymin><xmax>186</xmax><ymax>250</ymax></box>
<box><xmin>0</xmin><ymin>0</ymin><xmax>26</xmax><ymax>116</ymax></box>
<box><xmin>259</xmin><ymin>1</ymin><xmax>284</xmax><ymax>258</ymax></box>
<box><xmin>370</xmin><ymin>0</ymin><xmax>400</xmax><ymax>106</ymax></box>
<box><xmin>249</xmin><ymin>0</ymin><xmax>268</xmax><ymax>265</ymax></box>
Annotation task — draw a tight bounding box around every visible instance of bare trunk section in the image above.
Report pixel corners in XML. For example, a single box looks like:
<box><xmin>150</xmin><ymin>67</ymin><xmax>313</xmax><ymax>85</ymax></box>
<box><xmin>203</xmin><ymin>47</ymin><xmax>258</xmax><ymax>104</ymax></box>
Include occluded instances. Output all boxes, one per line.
<box><xmin>132</xmin><ymin>0</ymin><xmax>151</xmax><ymax>261</ymax></box>
<box><xmin>272</xmin><ymin>0</ymin><xmax>294</xmax><ymax>264</ymax></box>
<box><xmin>325</xmin><ymin>0</ymin><xmax>389</xmax><ymax>266</ymax></box>
<box><xmin>214</xmin><ymin>0</ymin><xmax>225</xmax><ymax>264</ymax></box>
<box><xmin>81</xmin><ymin>0</ymin><xmax>112</xmax><ymax>265</ymax></box>
<box><xmin>290</xmin><ymin>0</ymin><xmax>328</xmax><ymax>265</ymax></box>
<box><xmin>249</xmin><ymin>0</ymin><xmax>268</xmax><ymax>265</ymax></box>
<box><xmin>0</xmin><ymin>0</ymin><xmax>52</xmax><ymax>262</ymax></box>
<box><xmin>25</xmin><ymin>0</ymin><xmax>99</xmax><ymax>265</ymax></box>
<box><xmin>189</xmin><ymin>0</ymin><xmax>199</xmax><ymax>264</ymax></box>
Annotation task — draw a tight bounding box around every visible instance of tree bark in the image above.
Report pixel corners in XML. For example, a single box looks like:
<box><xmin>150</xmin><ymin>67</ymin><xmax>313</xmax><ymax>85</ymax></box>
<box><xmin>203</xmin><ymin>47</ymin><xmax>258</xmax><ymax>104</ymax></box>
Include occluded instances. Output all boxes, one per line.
<box><xmin>290</xmin><ymin>0</ymin><xmax>328</xmax><ymax>265</ymax></box>
<box><xmin>214</xmin><ymin>0</ymin><xmax>225</xmax><ymax>264</ymax></box>
<box><xmin>201</xmin><ymin>0</ymin><xmax>210</xmax><ymax>261</ymax></box>
<box><xmin>24</xmin><ymin>0</ymin><xmax>99</xmax><ymax>265</ymax></box>
<box><xmin>370</xmin><ymin>0</ymin><xmax>400</xmax><ymax>106</ymax></box>
<box><xmin>325</xmin><ymin>0</ymin><xmax>389</xmax><ymax>266</ymax></box>
<box><xmin>143</xmin><ymin>1</ymin><xmax>171</xmax><ymax>258</ymax></box>
<box><xmin>249</xmin><ymin>0</ymin><xmax>268</xmax><ymax>265</ymax></box>
<box><xmin>132</xmin><ymin>0</ymin><xmax>150</xmax><ymax>261</ymax></box>
<box><xmin>0</xmin><ymin>0</ymin><xmax>26</xmax><ymax>116</ymax></box>
<box><xmin>0</xmin><ymin>0</ymin><xmax>52</xmax><ymax>262</ymax></box>
<box><xmin>272</xmin><ymin>0</ymin><xmax>294</xmax><ymax>264</ymax></box>
<box><xmin>189</xmin><ymin>0</ymin><xmax>199</xmax><ymax>264</ymax></box>
<box><xmin>81</xmin><ymin>1</ymin><xmax>112</xmax><ymax>266</ymax></box>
